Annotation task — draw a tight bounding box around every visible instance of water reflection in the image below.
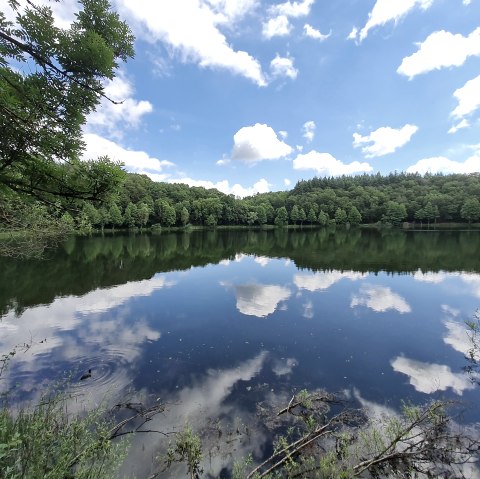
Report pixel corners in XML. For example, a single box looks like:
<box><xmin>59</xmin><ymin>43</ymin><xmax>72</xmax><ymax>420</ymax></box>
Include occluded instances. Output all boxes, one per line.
<box><xmin>1</xmin><ymin>230</ymin><xmax>480</xmax><ymax>477</ymax></box>
<box><xmin>391</xmin><ymin>356</ymin><xmax>474</xmax><ymax>395</ymax></box>
<box><xmin>294</xmin><ymin>270</ymin><xmax>366</xmax><ymax>291</ymax></box>
<box><xmin>0</xmin><ymin>276</ymin><xmax>170</xmax><ymax>400</ymax></box>
<box><xmin>221</xmin><ymin>282</ymin><xmax>292</xmax><ymax>318</ymax></box>
<box><xmin>414</xmin><ymin>270</ymin><xmax>480</xmax><ymax>298</ymax></box>
<box><xmin>351</xmin><ymin>285</ymin><xmax>411</xmax><ymax>313</ymax></box>
<box><xmin>121</xmin><ymin>352</ymin><xmax>269</xmax><ymax>478</ymax></box>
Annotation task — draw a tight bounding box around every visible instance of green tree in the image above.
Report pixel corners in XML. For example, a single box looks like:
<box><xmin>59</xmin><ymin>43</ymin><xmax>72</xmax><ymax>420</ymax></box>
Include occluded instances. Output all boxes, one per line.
<box><xmin>162</xmin><ymin>204</ymin><xmax>177</xmax><ymax>227</ymax></box>
<box><xmin>108</xmin><ymin>203</ymin><xmax>123</xmax><ymax>230</ymax></box>
<box><xmin>423</xmin><ymin>202</ymin><xmax>440</xmax><ymax>225</ymax></box>
<box><xmin>290</xmin><ymin>205</ymin><xmax>301</xmax><ymax>225</ymax></box>
<box><xmin>180</xmin><ymin>207</ymin><xmax>189</xmax><ymax>227</ymax></box>
<box><xmin>0</xmin><ymin>0</ymin><xmax>134</xmax><ymax>205</ymax></box>
<box><xmin>383</xmin><ymin>201</ymin><xmax>407</xmax><ymax>226</ymax></box>
<box><xmin>135</xmin><ymin>203</ymin><xmax>150</xmax><ymax>228</ymax></box>
<box><xmin>275</xmin><ymin>206</ymin><xmax>288</xmax><ymax>226</ymax></box>
<box><xmin>318</xmin><ymin>210</ymin><xmax>328</xmax><ymax>226</ymax></box>
<box><xmin>205</xmin><ymin>214</ymin><xmax>217</xmax><ymax>227</ymax></box>
<box><xmin>123</xmin><ymin>203</ymin><xmax>137</xmax><ymax>228</ymax></box>
<box><xmin>255</xmin><ymin>206</ymin><xmax>267</xmax><ymax>225</ymax></box>
<box><xmin>461</xmin><ymin>198</ymin><xmax>480</xmax><ymax>224</ymax></box>
<box><xmin>298</xmin><ymin>207</ymin><xmax>306</xmax><ymax>225</ymax></box>
<box><xmin>307</xmin><ymin>208</ymin><xmax>317</xmax><ymax>224</ymax></box>
<box><xmin>334</xmin><ymin>208</ymin><xmax>347</xmax><ymax>224</ymax></box>
<box><xmin>246</xmin><ymin>211</ymin><xmax>258</xmax><ymax>225</ymax></box>
<box><xmin>347</xmin><ymin>206</ymin><xmax>362</xmax><ymax>225</ymax></box>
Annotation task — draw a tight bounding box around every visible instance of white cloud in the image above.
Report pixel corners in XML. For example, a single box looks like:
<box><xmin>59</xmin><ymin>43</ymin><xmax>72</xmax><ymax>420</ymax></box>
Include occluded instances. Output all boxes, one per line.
<box><xmin>412</xmin><ymin>271</ymin><xmax>480</xmax><ymax>298</ymax></box>
<box><xmin>448</xmin><ymin>119</ymin><xmax>470</xmax><ymax>134</ymax></box>
<box><xmin>302</xmin><ymin>300</ymin><xmax>314</xmax><ymax>319</ymax></box>
<box><xmin>391</xmin><ymin>356</ymin><xmax>474</xmax><ymax>395</ymax></box>
<box><xmin>451</xmin><ymin>74</ymin><xmax>480</xmax><ymax>119</ymax></box>
<box><xmin>293</xmin><ymin>151</ymin><xmax>373</xmax><ymax>176</ymax></box>
<box><xmin>272</xmin><ymin>357</ymin><xmax>297</xmax><ymax>376</ymax></box>
<box><xmin>284</xmin><ymin>178</ymin><xmax>291</xmax><ymax>186</ymax></box>
<box><xmin>443</xmin><ymin>321</ymin><xmax>473</xmax><ymax>357</ymax></box>
<box><xmin>168</xmin><ymin>177</ymin><xmax>271</xmax><ymax>198</ymax></box>
<box><xmin>86</xmin><ymin>73</ymin><xmax>153</xmax><ymax>138</ymax></box>
<box><xmin>82</xmin><ymin>133</ymin><xmax>174</xmax><ymax>179</ymax></box>
<box><xmin>398</xmin><ymin>28</ymin><xmax>480</xmax><ymax>79</ymax></box>
<box><xmin>347</xmin><ymin>27</ymin><xmax>358</xmax><ymax>40</ymax></box>
<box><xmin>262</xmin><ymin>15</ymin><xmax>291</xmax><ymax>38</ymax></box>
<box><xmin>353</xmin><ymin>124</ymin><xmax>418</xmax><ymax>158</ymax></box>
<box><xmin>204</xmin><ymin>0</ymin><xmax>258</xmax><ymax>22</ymax></box>
<box><xmin>0</xmin><ymin>0</ymin><xmax>79</xmax><ymax>28</ymax></box>
<box><xmin>230</xmin><ymin>284</ymin><xmax>292</xmax><ymax>317</ymax></box>
<box><xmin>270</xmin><ymin>54</ymin><xmax>298</xmax><ymax>80</ymax></box>
<box><xmin>350</xmin><ymin>0</ymin><xmax>434</xmax><ymax>43</ymax></box>
<box><xmin>351</xmin><ymin>285</ymin><xmax>411</xmax><ymax>313</ymax></box>
<box><xmin>231</xmin><ymin>123</ymin><xmax>293</xmax><ymax>163</ymax></box>
<box><xmin>116</xmin><ymin>0</ymin><xmax>266</xmax><ymax>86</ymax></box>
<box><xmin>295</xmin><ymin>271</ymin><xmax>366</xmax><ymax>291</ymax></box>
<box><xmin>406</xmin><ymin>154</ymin><xmax>480</xmax><ymax>175</ymax></box>
<box><xmin>302</xmin><ymin>120</ymin><xmax>316</xmax><ymax>142</ymax></box>
<box><xmin>413</xmin><ymin>270</ymin><xmax>449</xmax><ymax>283</ymax></box>
<box><xmin>304</xmin><ymin>24</ymin><xmax>331</xmax><ymax>40</ymax></box>
<box><xmin>269</xmin><ymin>0</ymin><xmax>315</xmax><ymax>18</ymax></box>
<box><xmin>254</xmin><ymin>256</ymin><xmax>271</xmax><ymax>267</ymax></box>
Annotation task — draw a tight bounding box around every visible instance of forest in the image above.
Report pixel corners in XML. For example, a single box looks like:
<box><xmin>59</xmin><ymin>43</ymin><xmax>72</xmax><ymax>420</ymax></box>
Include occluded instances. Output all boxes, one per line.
<box><xmin>73</xmin><ymin>171</ymin><xmax>480</xmax><ymax>230</ymax></box>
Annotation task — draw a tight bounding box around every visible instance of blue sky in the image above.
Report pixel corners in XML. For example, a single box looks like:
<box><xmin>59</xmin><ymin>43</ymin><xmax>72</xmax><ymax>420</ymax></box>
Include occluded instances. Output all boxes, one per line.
<box><xmin>6</xmin><ymin>0</ymin><xmax>480</xmax><ymax>196</ymax></box>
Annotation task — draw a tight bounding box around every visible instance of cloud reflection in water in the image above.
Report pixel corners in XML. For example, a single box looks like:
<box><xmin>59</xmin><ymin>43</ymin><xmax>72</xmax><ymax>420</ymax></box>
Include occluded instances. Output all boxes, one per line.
<box><xmin>391</xmin><ymin>356</ymin><xmax>474</xmax><ymax>395</ymax></box>
<box><xmin>351</xmin><ymin>285</ymin><xmax>411</xmax><ymax>313</ymax></box>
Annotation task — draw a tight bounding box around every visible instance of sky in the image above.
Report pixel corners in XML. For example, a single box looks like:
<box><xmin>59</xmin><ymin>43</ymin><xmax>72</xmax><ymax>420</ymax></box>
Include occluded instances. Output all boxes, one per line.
<box><xmin>4</xmin><ymin>0</ymin><xmax>480</xmax><ymax>197</ymax></box>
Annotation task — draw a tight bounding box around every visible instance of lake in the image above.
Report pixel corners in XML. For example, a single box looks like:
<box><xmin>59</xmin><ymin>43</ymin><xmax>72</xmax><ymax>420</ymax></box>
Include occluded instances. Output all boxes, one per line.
<box><xmin>1</xmin><ymin>228</ymin><xmax>479</xmax><ymax>477</ymax></box>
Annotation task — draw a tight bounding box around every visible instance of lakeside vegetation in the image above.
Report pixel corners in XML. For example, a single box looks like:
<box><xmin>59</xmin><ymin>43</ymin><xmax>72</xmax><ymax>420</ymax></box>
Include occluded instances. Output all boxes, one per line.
<box><xmin>55</xmin><ymin>171</ymin><xmax>480</xmax><ymax>232</ymax></box>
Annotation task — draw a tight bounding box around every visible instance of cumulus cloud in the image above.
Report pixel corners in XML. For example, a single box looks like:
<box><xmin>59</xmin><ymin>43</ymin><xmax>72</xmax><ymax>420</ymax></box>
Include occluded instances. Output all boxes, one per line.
<box><xmin>284</xmin><ymin>178</ymin><xmax>291</xmax><ymax>186</ymax></box>
<box><xmin>350</xmin><ymin>0</ymin><xmax>434</xmax><ymax>43</ymax></box>
<box><xmin>262</xmin><ymin>15</ymin><xmax>291</xmax><ymax>38</ymax></box>
<box><xmin>448</xmin><ymin>119</ymin><xmax>470</xmax><ymax>134</ymax></box>
<box><xmin>86</xmin><ymin>73</ymin><xmax>153</xmax><ymax>138</ymax></box>
<box><xmin>269</xmin><ymin>0</ymin><xmax>315</xmax><ymax>18</ymax></box>
<box><xmin>302</xmin><ymin>120</ymin><xmax>316</xmax><ymax>142</ymax></box>
<box><xmin>451</xmin><ymin>74</ymin><xmax>480</xmax><ymax>120</ymax></box>
<box><xmin>443</xmin><ymin>321</ymin><xmax>473</xmax><ymax>357</ymax></box>
<box><xmin>353</xmin><ymin>124</ymin><xmax>418</xmax><ymax>158</ymax></box>
<box><xmin>398</xmin><ymin>28</ymin><xmax>480</xmax><ymax>79</ymax></box>
<box><xmin>168</xmin><ymin>177</ymin><xmax>271</xmax><ymax>198</ymax></box>
<box><xmin>229</xmin><ymin>284</ymin><xmax>292</xmax><ymax>317</ymax></box>
<box><xmin>270</xmin><ymin>54</ymin><xmax>298</xmax><ymax>80</ymax></box>
<box><xmin>116</xmin><ymin>0</ymin><xmax>266</xmax><ymax>86</ymax></box>
<box><xmin>412</xmin><ymin>271</ymin><xmax>480</xmax><ymax>298</ymax></box>
<box><xmin>231</xmin><ymin>123</ymin><xmax>293</xmax><ymax>163</ymax></box>
<box><xmin>293</xmin><ymin>151</ymin><xmax>373</xmax><ymax>176</ymax></box>
<box><xmin>295</xmin><ymin>271</ymin><xmax>366</xmax><ymax>291</ymax></box>
<box><xmin>304</xmin><ymin>24</ymin><xmax>331</xmax><ymax>40</ymax></box>
<box><xmin>406</xmin><ymin>153</ymin><xmax>480</xmax><ymax>175</ymax></box>
<box><xmin>82</xmin><ymin>133</ymin><xmax>174</xmax><ymax>179</ymax></box>
<box><xmin>391</xmin><ymin>356</ymin><xmax>474</xmax><ymax>395</ymax></box>
<box><xmin>262</xmin><ymin>0</ymin><xmax>314</xmax><ymax>39</ymax></box>
<box><xmin>351</xmin><ymin>285</ymin><xmax>411</xmax><ymax>314</ymax></box>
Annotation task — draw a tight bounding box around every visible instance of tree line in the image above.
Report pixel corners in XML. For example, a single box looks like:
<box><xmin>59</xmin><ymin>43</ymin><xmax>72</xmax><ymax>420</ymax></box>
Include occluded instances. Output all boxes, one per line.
<box><xmin>73</xmin><ymin>171</ymin><xmax>480</xmax><ymax>230</ymax></box>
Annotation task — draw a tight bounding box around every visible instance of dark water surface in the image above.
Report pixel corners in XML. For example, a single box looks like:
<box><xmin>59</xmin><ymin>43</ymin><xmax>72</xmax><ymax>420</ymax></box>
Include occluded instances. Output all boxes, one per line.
<box><xmin>1</xmin><ymin>228</ymin><xmax>480</xmax><ymax>477</ymax></box>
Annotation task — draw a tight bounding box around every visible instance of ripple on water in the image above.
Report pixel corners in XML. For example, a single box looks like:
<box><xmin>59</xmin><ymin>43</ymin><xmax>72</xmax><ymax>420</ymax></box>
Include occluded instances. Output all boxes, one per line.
<box><xmin>70</xmin><ymin>346</ymin><xmax>138</xmax><ymax>395</ymax></box>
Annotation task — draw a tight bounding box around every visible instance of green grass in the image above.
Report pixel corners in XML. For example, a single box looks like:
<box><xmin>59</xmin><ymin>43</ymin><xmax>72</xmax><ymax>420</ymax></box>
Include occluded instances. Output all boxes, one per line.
<box><xmin>0</xmin><ymin>393</ymin><xmax>128</xmax><ymax>479</ymax></box>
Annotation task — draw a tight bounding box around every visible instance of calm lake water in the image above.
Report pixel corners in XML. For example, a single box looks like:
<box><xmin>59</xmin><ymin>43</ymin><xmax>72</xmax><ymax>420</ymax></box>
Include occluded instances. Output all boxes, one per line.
<box><xmin>1</xmin><ymin>228</ymin><xmax>480</xmax><ymax>477</ymax></box>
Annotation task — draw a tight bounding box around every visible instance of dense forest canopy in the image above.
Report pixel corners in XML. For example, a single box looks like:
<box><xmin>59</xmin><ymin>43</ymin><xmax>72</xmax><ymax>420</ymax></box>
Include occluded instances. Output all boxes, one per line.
<box><xmin>73</xmin><ymin>171</ymin><xmax>480</xmax><ymax>230</ymax></box>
